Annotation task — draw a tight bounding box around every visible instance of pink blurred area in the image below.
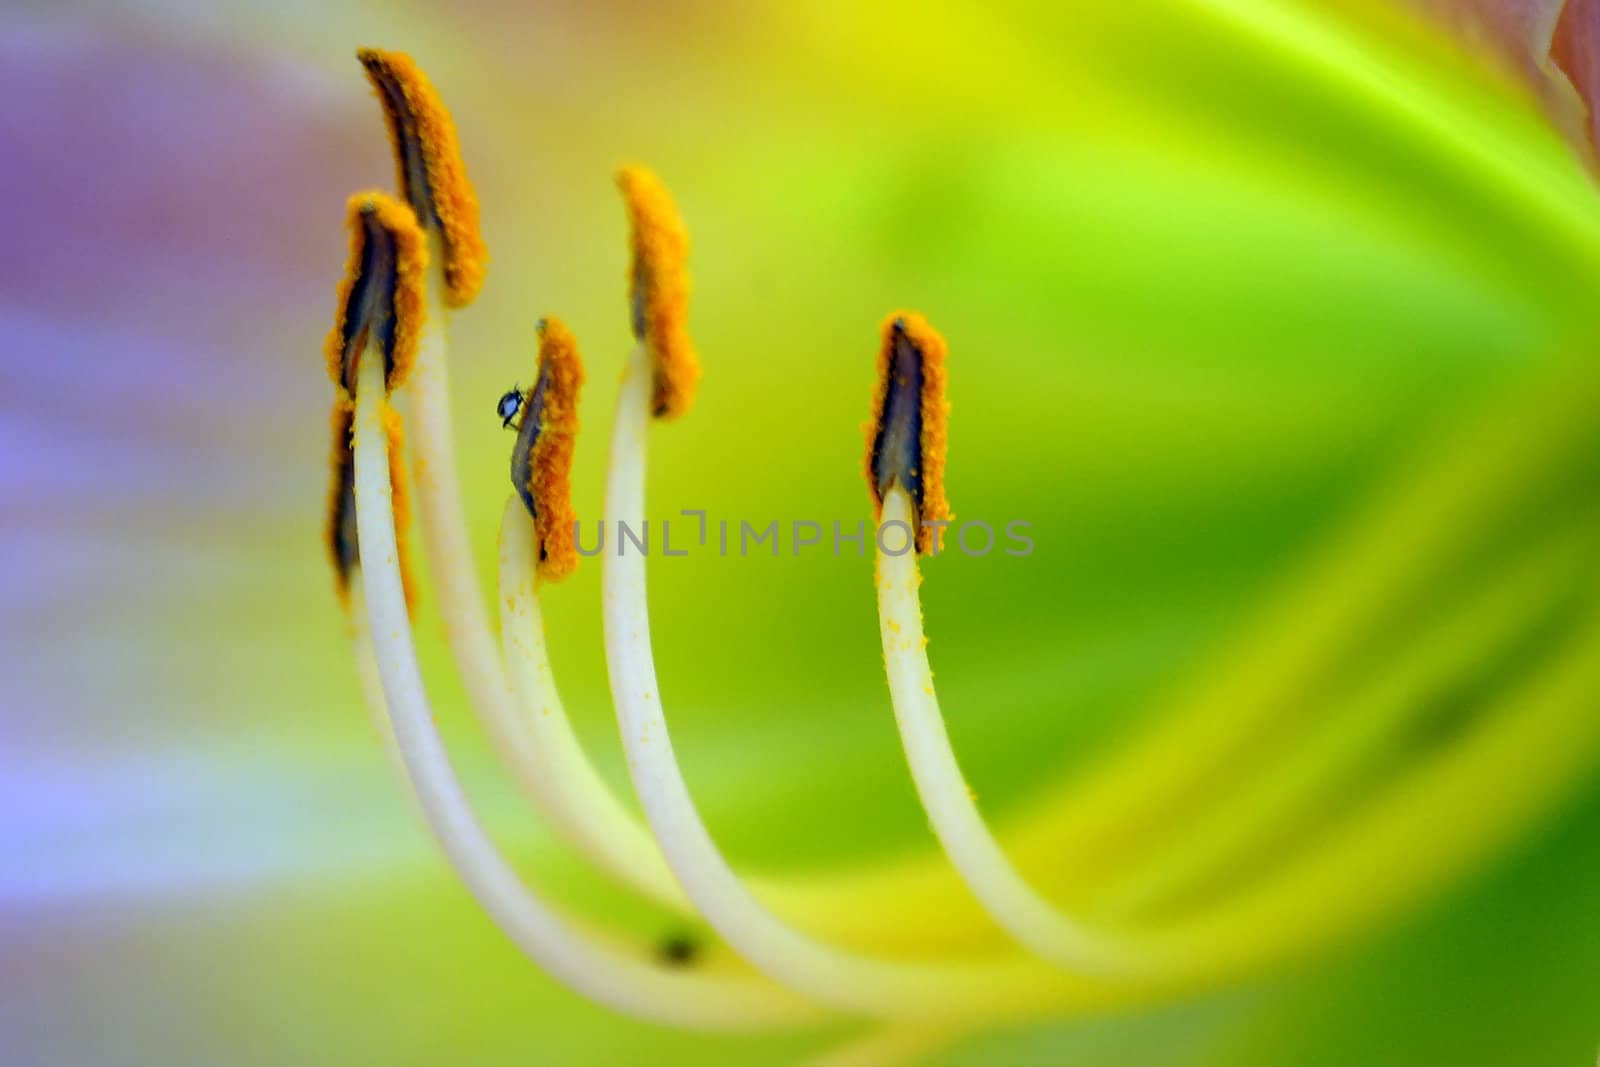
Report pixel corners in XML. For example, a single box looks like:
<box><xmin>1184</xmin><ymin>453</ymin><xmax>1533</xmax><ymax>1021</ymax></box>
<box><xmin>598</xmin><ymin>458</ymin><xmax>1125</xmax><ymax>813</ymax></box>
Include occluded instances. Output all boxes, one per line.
<box><xmin>1553</xmin><ymin>0</ymin><xmax>1600</xmax><ymax>145</ymax></box>
<box><xmin>1415</xmin><ymin>0</ymin><xmax>1600</xmax><ymax>153</ymax></box>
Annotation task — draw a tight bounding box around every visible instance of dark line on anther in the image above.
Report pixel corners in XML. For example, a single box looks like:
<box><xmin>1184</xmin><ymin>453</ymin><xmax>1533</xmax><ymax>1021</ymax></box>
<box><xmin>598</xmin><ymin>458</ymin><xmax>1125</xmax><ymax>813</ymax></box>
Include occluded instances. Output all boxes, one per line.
<box><xmin>870</xmin><ymin>317</ymin><xmax>926</xmax><ymax>511</ymax></box>
<box><xmin>509</xmin><ymin>348</ymin><xmax>552</xmax><ymax>524</ymax></box>
<box><xmin>630</xmin><ymin>270</ymin><xmax>647</xmax><ymax>342</ymax></box>
<box><xmin>361</xmin><ymin>56</ymin><xmax>438</xmax><ymax>230</ymax></box>
<box><xmin>340</xmin><ymin>207</ymin><xmax>401</xmax><ymax>393</ymax></box>
<box><xmin>330</xmin><ymin>412</ymin><xmax>359</xmax><ymax>581</ymax></box>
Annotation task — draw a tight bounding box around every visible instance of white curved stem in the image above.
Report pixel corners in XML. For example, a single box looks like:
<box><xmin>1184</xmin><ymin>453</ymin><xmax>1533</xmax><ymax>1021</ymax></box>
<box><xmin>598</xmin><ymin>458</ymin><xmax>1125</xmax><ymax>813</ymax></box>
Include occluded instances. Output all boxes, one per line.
<box><xmin>875</xmin><ymin>484</ymin><xmax>1600</xmax><ymax>969</ymax></box>
<box><xmin>596</xmin><ymin>338</ymin><xmax>1600</xmax><ymax>1018</ymax></box>
<box><xmin>599</xmin><ymin>341</ymin><xmax>1105</xmax><ymax>1020</ymax></box>
<box><xmin>496</xmin><ymin>496</ymin><xmax>694</xmax><ymax>911</ymax></box>
<box><xmin>875</xmin><ymin>487</ymin><xmax>1150</xmax><ymax>975</ymax></box>
<box><xmin>349</xmin><ymin>580</ymin><xmax>421</xmax><ymax>808</ymax></box>
<box><xmin>350</xmin><ymin>346</ymin><xmax>825</xmax><ymax>1030</ymax></box>
<box><xmin>500</xmin><ymin>492</ymin><xmax>1013</xmax><ymax>953</ymax></box>
<box><xmin>405</xmin><ymin>278</ymin><xmax>691</xmax><ymax>913</ymax></box>
<box><xmin>364</xmin><ymin>329</ymin><xmax>1600</xmax><ymax>1025</ymax></box>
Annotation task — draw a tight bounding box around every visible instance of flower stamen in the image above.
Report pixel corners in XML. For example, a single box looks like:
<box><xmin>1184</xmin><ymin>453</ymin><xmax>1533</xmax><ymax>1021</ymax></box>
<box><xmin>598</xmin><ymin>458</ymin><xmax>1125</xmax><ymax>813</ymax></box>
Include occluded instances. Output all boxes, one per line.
<box><xmin>598</xmin><ymin>178</ymin><xmax>1102</xmax><ymax>1019</ymax></box>
<box><xmin>491</xmin><ymin>315</ymin><xmax>697</xmax><ymax>911</ymax></box>
<box><xmin>324</xmin><ymin>45</ymin><xmax>1600</xmax><ymax>1037</ymax></box>
<box><xmin>323</xmin><ymin>192</ymin><xmax>427</xmax><ymax>397</ymax></box>
<box><xmin>865</xmin><ymin>313</ymin><xmax>950</xmax><ymax>555</ymax></box>
<box><xmin>509</xmin><ymin>317</ymin><xmax>584</xmax><ymax>583</ymax></box>
<box><xmin>344</xmin><ymin>345</ymin><xmax>825</xmax><ymax>1029</ymax></box>
<box><xmin>357</xmin><ymin>48</ymin><xmax>486</xmax><ymax>307</ymax></box>
<box><xmin>352</xmin><ymin>50</ymin><xmax>701</xmax><ymax>910</ymax></box>
<box><xmin>322</xmin><ymin>197</ymin><xmax>421</xmax><ymax>617</ymax></box>
<box><xmin>868</xmin><ymin>316</ymin><xmax>1148</xmax><ymax>975</ymax></box>
<box><xmin>618</xmin><ymin>165</ymin><xmax>699</xmax><ymax>419</ymax></box>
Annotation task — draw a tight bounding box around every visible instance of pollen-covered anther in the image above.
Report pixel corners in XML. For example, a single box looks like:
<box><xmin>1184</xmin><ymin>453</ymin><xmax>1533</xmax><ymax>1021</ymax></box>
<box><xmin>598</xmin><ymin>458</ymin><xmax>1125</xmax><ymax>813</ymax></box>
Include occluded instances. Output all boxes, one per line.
<box><xmin>325</xmin><ymin>393</ymin><xmax>419</xmax><ymax>615</ymax></box>
<box><xmin>864</xmin><ymin>312</ymin><xmax>952</xmax><ymax>555</ymax></box>
<box><xmin>509</xmin><ymin>316</ymin><xmax>586</xmax><ymax>582</ymax></box>
<box><xmin>324</xmin><ymin>191</ymin><xmax>428</xmax><ymax>397</ymax></box>
<box><xmin>358</xmin><ymin>48</ymin><xmax>487</xmax><ymax>307</ymax></box>
<box><xmin>617</xmin><ymin>166</ymin><xmax>699</xmax><ymax>420</ymax></box>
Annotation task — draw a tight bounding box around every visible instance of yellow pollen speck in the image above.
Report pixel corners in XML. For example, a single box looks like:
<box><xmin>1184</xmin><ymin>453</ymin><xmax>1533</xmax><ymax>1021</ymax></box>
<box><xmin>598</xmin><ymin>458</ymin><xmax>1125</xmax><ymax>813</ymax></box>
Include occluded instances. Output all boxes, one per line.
<box><xmin>863</xmin><ymin>311</ymin><xmax>952</xmax><ymax>555</ymax></box>
<box><xmin>617</xmin><ymin>165</ymin><xmax>699</xmax><ymax>420</ymax></box>
<box><xmin>512</xmin><ymin>317</ymin><xmax>585</xmax><ymax>583</ymax></box>
<box><xmin>358</xmin><ymin>47</ymin><xmax>487</xmax><ymax>307</ymax></box>
<box><xmin>324</xmin><ymin>191</ymin><xmax>428</xmax><ymax>397</ymax></box>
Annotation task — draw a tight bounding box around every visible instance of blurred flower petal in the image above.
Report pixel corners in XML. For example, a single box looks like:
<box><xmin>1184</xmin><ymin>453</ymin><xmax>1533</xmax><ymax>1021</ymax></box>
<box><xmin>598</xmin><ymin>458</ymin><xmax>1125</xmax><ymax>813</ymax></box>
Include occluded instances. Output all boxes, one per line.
<box><xmin>1413</xmin><ymin>0</ymin><xmax>1600</xmax><ymax>158</ymax></box>
<box><xmin>1553</xmin><ymin>0</ymin><xmax>1600</xmax><ymax>146</ymax></box>
<box><xmin>5</xmin><ymin>1</ymin><xmax>1600</xmax><ymax>1062</ymax></box>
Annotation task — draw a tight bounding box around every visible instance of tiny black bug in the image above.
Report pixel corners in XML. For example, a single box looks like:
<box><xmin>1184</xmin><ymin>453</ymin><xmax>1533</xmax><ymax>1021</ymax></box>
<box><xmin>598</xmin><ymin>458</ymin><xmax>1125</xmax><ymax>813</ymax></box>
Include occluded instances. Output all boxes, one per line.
<box><xmin>496</xmin><ymin>385</ymin><xmax>524</xmax><ymax>429</ymax></box>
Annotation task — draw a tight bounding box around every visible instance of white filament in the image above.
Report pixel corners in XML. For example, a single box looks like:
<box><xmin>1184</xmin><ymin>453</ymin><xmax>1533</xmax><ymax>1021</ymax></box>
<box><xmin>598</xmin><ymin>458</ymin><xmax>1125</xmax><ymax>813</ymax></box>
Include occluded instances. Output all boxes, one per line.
<box><xmin>350</xmin><ymin>346</ymin><xmax>824</xmax><ymax>1029</ymax></box>
<box><xmin>496</xmin><ymin>495</ymin><xmax>697</xmax><ymax>909</ymax></box>
<box><xmin>599</xmin><ymin>341</ymin><xmax>1096</xmax><ymax>1020</ymax></box>
<box><xmin>875</xmin><ymin>486</ymin><xmax>1152</xmax><ymax>976</ymax></box>
<box><xmin>404</xmin><ymin>272</ymin><xmax>692</xmax><ymax>913</ymax></box>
